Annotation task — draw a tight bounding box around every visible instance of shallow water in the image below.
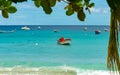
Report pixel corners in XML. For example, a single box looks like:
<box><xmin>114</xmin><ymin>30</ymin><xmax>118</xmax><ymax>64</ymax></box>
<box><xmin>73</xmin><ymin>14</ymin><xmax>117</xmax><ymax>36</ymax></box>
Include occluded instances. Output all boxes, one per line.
<box><xmin>0</xmin><ymin>25</ymin><xmax>110</xmax><ymax>75</ymax></box>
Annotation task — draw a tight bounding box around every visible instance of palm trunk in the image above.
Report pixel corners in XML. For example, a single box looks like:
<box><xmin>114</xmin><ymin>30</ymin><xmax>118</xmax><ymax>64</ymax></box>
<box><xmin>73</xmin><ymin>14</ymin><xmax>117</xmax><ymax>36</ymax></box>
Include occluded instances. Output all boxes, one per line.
<box><xmin>107</xmin><ymin>10</ymin><xmax>120</xmax><ymax>73</ymax></box>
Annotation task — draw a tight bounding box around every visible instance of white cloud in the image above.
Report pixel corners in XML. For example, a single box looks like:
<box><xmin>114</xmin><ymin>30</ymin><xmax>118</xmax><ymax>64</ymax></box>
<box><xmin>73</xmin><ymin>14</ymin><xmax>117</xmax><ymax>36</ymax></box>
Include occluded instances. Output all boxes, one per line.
<box><xmin>90</xmin><ymin>7</ymin><xmax>110</xmax><ymax>14</ymax></box>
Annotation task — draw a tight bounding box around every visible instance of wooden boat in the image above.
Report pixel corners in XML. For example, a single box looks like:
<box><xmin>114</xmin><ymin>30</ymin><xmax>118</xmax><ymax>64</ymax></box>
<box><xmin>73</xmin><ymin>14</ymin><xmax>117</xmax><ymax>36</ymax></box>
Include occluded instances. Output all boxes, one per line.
<box><xmin>57</xmin><ymin>37</ymin><xmax>71</xmax><ymax>45</ymax></box>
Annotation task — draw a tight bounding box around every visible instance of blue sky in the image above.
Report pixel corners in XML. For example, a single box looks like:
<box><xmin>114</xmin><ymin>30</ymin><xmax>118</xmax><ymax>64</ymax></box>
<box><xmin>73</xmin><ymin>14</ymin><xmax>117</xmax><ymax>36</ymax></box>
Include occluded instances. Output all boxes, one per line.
<box><xmin>0</xmin><ymin>0</ymin><xmax>110</xmax><ymax>25</ymax></box>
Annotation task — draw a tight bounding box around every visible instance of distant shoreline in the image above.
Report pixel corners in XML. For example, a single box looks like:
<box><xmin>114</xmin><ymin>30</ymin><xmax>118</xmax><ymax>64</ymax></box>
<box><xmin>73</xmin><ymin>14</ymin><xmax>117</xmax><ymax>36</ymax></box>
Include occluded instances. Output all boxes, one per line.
<box><xmin>0</xmin><ymin>25</ymin><xmax>109</xmax><ymax>26</ymax></box>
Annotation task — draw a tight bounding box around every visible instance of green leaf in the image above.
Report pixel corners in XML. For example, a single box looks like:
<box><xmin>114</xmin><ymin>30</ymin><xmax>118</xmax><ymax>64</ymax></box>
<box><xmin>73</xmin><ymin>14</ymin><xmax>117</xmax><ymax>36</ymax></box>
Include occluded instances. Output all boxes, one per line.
<box><xmin>7</xmin><ymin>6</ymin><xmax>17</xmax><ymax>13</ymax></box>
<box><xmin>34</xmin><ymin>0</ymin><xmax>41</xmax><ymax>8</ymax></box>
<box><xmin>41</xmin><ymin>0</ymin><xmax>52</xmax><ymax>14</ymax></box>
<box><xmin>88</xmin><ymin>3</ymin><xmax>95</xmax><ymax>8</ymax></box>
<box><xmin>66</xmin><ymin>9</ymin><xmax>74</xmax><ymax>16</ymax></box>
<box><xmin>5</xmin><ymin>1</ymin><xmax>12</xmax><ymax>7</ymax></box>
<box><xmin>77</xmin><ymin>10</ymin><xmax>86</xmax><ymax>21</ymax></box>
<box><xmin>2</xmin><ymin>10</ymin><xmax>9</xmax><ymax>18</ymax></box>
<box><xmin>84</xmin><ymin>0</ymin><xmax>90</xmax><ymax>3</ymax></box>
<box><xmin>49</xmin><ymin>0</ymin><xmax>56</xmax><ymax>7</ymax></box>
<box><xmin>84</xmin><ymin>0</ymin><xmax>90</xmax><ymax>5</ymax></box>
<box><xmin>72</xmin><ymin>4</ymin><xmax>82</xmax><ymax>12</ymax></box>
<box><xmin>0</xmin><ymin>0</ymin><xmax>6</xmax><ymax>7</ymax></box>
<box><xmin>64</xmin><ymin>4</ymin><xmax>72</xmax><ymax>10</ymax></box>
<box><xmin>0</xmin><ymin>1</ymin><xmax>3</xmax><ymax>7</ymax></box>
<box><xmin>8</xmin><ymin>0</ymin><xmax>27</xmax><ymax>3</ymax></box>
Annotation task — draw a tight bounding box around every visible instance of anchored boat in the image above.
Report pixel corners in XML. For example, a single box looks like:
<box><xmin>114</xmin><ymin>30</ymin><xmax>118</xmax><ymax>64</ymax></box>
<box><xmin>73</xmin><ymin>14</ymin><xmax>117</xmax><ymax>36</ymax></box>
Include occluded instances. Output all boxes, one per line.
<box><xmin>57</xmin><ymin>37</ymin><xmax>71</xmax><ymax>45</ymax></box>
<box><xmin>21</xmin><ymin>26</ymin><xmax>30</xmax><ymax>30</ymax></box>
<box><xmin>95</xmin><ymin>30</ymin><xmax>101</xmax><ymax>34</ymax></box>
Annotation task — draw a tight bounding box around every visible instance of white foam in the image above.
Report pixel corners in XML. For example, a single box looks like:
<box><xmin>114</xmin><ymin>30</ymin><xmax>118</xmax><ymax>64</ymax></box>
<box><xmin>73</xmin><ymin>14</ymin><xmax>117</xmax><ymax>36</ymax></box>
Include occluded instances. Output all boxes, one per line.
<box><xmin>0</xmin><ymin>66</ymin><xmax>114</xmax><ymax>75</ymax></box>
<box><xmin>77</xmin><ymin>69</ymin><xmax>110</xmax><ymax>75</ymax></box>
<box><xmin>60</xmin><ymin>65</ymin><xmax>111</xmax><ymax>75</ymax></box>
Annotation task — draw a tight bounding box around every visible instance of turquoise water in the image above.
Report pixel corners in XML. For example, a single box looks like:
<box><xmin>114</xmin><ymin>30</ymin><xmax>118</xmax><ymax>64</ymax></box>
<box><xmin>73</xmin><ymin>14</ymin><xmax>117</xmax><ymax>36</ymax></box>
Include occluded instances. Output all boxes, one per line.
<box><xmin>0</xmin><ymin>25</ymin><xmax>110</xmax><ymax>75</ymax></box>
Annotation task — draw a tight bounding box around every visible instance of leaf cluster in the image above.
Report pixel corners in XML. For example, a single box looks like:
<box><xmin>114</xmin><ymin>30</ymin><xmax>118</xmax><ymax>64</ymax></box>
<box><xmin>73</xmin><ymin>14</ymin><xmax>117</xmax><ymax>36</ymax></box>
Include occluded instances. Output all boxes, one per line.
<box><xmin>33</xmin><ymin>0</ymin><xmax>94</xmax><ymax>21</ymax></box>
<box><xmin>33</xmin><ymin>0</ymin><xmax>57</xmax><ymax>14</ymax></box>
<box><xmin>0</xmin><ymin>0</ymin><xmax>94</xmax><ymax>22</ymax></box>
<box><xmin>65</xmin><ymin>0</ymin><xmax>94</xmax><ymax>21</ymax></box>
<box><xmin>0</xmin><ymin>0</ymin><xmax>17</xmax><ymax>18</ymax></box>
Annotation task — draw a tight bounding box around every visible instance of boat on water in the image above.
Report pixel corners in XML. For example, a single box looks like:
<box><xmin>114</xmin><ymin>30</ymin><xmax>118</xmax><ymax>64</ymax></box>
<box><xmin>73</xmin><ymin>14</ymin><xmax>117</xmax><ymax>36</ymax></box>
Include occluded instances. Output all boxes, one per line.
<box><xmin>104</xmin><ymin>28</ymin><xmax>109</xmax><ymax>32</ymax></box>
<box><xmin>37</xmin><ymin>26</ymin><xmax>41</xmax><ymax>29</ymax></box>
<box><xmin>21</xmin><ymin>26</ymin><xmax>30</xmax><ymax>30</ymax></box>
<box><xmin>53</xmin><ymin>29</ymin><xmax>59</xmax><ymax>32</ymax></box>
<box><xmin>83</xmin><ymin>27</ymin><xmax>87</xmax><ymax>31</ymax></box>
<box><xmin>95</xmin><ymin>30</ymin><xmax>101</xmax><ymax>34</ymax></box>
<box><xmin>0</xmin><ymin>30</ymin><xmax>14</xmax><ymax>33</ymax></box>
<box><xmin>57</xmin><ymin>37</ymin><xmax>71</xmax><ymax>45</ymax></box>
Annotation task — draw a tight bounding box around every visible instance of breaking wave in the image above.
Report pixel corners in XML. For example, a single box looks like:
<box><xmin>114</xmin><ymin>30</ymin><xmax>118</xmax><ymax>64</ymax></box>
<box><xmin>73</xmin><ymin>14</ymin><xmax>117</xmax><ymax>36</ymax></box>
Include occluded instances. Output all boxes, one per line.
<box><xmin>0</xmin><ymin>65</ymin><xmax>112</xmax><ymax>75</ymax></box>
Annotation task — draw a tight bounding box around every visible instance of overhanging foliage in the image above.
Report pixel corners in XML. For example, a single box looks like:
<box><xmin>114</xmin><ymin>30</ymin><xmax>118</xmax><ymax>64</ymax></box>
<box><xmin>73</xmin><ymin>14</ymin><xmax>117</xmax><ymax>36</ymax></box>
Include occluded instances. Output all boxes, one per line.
<box><xmin>0</xmin><ymin>0</ymin><xmax>94</xmax><ymax>21</ymax></box>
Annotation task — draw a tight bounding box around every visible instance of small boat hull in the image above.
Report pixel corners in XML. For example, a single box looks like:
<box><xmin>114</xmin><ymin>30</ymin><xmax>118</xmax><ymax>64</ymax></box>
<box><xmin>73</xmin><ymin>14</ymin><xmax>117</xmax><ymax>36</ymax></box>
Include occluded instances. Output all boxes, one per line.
<box><xmin>95</xmin><ymin>30</ymin><xmax>101</xmax><ymax>34</ymax></box>
<box><xmin>57</xmin><ymin>38</ymin><xmax>71</xmax><ymax>45</ymax></box>
<box><xmin>21</xmin><ymin>26</ymin><xmax>30</xmax><ymax>30</ymax></box>
<box><xmin>83</xmin><ymin>27</ymin><xmax>87</xmax><ymax>31</ymax></box>
<box><xmin>53</xmin><ymin>29</ymin><xmax>59</xmax><ymax>32</ymax></box>
<box><xmin>58</xmin><ymin>41</ymin><xmax>70</xmax><ymax>45</ymax></box>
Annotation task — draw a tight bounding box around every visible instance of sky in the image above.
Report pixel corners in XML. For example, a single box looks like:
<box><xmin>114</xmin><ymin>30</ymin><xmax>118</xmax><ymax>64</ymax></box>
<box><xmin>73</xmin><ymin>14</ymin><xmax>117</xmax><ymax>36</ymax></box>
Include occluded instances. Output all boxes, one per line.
<box><xmin>0</xmin><ymin>0</ymin><xmax>110</xmax><ymax>25</ymax></box>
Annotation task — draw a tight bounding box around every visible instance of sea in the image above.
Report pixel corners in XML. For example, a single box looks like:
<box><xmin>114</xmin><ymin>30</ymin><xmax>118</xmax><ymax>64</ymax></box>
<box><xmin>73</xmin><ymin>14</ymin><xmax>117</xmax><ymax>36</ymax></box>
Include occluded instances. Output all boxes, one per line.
<box><xmin>0</xmin><ymin>25</ymin><xmax>112</xmax><ymax>75</ymax></box>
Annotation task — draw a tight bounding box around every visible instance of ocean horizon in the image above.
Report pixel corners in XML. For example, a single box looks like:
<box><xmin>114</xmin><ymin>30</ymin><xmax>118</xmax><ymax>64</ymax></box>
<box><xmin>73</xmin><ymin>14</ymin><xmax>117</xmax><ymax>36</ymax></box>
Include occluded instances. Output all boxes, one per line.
<box><xmin>0</xmin><ymin>25</ymin><xmax>111</xmax><ymax>75</ymax></box>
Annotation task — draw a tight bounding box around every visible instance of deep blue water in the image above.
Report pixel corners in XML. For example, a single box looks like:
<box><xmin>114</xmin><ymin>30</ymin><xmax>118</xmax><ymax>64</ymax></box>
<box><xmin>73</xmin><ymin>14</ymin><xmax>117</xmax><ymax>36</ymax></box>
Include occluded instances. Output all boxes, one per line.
<box><xmin>0</xmin><ymin>25</ymin><xmax>110</xmax><ymax>70</ymax></box>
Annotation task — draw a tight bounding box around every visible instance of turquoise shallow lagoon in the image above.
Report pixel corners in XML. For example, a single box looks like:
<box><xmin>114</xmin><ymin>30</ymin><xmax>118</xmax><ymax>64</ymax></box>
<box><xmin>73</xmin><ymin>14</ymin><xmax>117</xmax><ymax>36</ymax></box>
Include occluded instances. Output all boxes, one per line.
<box><xmin>0</xmin><ymin>25</ymin><xmax>111</xmax><ymax>75</ymax></box>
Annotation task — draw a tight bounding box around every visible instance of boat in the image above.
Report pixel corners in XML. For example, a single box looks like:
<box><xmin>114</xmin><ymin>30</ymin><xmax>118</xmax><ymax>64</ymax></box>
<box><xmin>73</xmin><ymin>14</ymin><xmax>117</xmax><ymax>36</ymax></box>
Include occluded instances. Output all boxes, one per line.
<box><xmin>53</xmin><ymin>29</ymin><xmax>59</xmax><ymax>32</ymax></box>
<box><xmin>95</xmin><ymin>30</ymin><xmax>101</xmax><ymax>34</ymax></box>
<box><xmin>37</xmin><ymin>26</ymin><xmax>41</xmax><ymax>29</ymax></box>
<box><xmin>21</xmin><ymin>26</ymin><xmax>30</xmax><ymax>30</ymax></box>
<box><xmin>0</xmin><ymin>30</ymin><xmax>14</xmax><ymax>33</ymax></box>
<box><xmin>104</xmin><ymin>28</ymin><xmax>109</xmax><ymax>32</ymax></box>
<box><xmin>57</xmin><ymin>37</ymin><xmax>71</xmax><ymax>45</ymax></box>
<box><xmin>83</xmin><ymin>27</ymin><xmax>87</xmax><ymax>31</ymax></box>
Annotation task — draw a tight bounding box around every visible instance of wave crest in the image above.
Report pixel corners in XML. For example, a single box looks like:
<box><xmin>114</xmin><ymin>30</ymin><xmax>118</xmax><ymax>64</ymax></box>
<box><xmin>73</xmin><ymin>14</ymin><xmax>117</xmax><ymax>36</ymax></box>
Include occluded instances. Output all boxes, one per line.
<box><xmin>0</xmin><ymin>66</ymin><xmax>111</xmax><ymax>75</ymax></box>
<box><xmin>0</xmin><ymin>66</ymin><xmax>77</xmax><ymax>75</ymax></box>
